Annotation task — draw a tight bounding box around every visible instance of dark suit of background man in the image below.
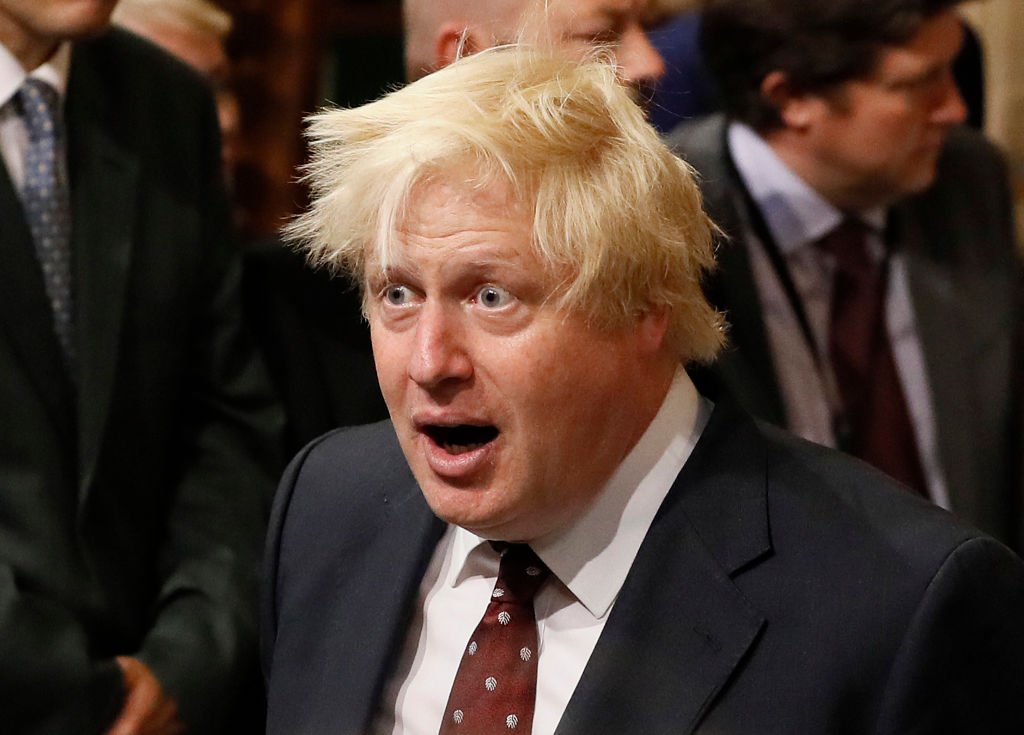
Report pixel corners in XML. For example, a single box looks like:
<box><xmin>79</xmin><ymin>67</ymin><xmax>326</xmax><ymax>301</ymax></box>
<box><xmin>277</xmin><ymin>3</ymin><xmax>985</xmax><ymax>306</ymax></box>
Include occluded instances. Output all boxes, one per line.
<box><xmin>262</xmin><ymin>46</ymin><xmax>1024</xmax><ymax>734</ymax></box>
<box><xmin>0</xmin><ymin>1</ymin><xmax>282</xmax><ymax>733</ymax></box>
<box><xmin>667</xmin><ymin>0</ymin><xmax>1022</xmax><ymax>550</ymax></box>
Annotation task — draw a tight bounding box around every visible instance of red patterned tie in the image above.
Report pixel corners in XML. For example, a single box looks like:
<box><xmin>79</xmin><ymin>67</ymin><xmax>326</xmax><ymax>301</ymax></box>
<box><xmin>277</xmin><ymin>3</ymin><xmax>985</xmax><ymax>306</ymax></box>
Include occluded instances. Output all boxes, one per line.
<box><xmin>439</xmin><ymin>544</ymin><xmax>550</xmax><ymax>734</ymax></box>
<box><xmin>819</xmin><ymin>219</ymin><xmax>928</xmax><ymax>495</ymax></box>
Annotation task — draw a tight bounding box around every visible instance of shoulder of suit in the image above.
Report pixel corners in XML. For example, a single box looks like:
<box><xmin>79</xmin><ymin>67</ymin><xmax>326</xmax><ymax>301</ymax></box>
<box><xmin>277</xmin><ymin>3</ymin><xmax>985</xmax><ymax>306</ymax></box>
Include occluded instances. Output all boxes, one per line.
<box><xmin>933</xmin><ymin>124</ymin><xmax>1010</xmax><ymax>187</ymax></box>
<box><xmin>754</xmin><ymin>419</ymin><xmax>988</xmax><ymax>561</ymax></box>
<box><xmin>71</xmin><ymin>26</ymin><xmax>212</xmax><ymax>101</ymax></box>
<box><xmin>663</xmin><ymin>112</ymin><xmax>727</xmax><ymax>166</ymax></box>
<box><xmin>292</xmin><ymin>419</ymin><xmax>411</xmax><ymax>490</ymax></box>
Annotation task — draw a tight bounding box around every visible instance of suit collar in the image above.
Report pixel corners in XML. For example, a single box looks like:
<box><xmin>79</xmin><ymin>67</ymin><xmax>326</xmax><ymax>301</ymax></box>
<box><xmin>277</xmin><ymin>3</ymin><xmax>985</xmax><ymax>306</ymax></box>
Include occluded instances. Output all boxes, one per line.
<box><xmin>670</xmin><ymin>114</ymin><xmax>788</xmax><ymax>424</ymax></box>
<box><xmin>318</xmin><ymin>451</ymin><xmax>447</xmax><ymax>735</ymax></box>
<box><xmin>557</xmin><ymin>401</ymin><xmax>770</xmax><ymax>734</ymax></box>
<box><xmin>533</xmin><ymin>370</ymin><xmax>709</xmax><ymax>618</ymax></box>
<box><xmin>64</xmin><ymin>38</ymin><xmax>140</xmax><ymax>498</ymax></box>
<box><xmin>0</xmin><ymin>156</ymin><xmax>77</xmax><ymax>444</ymax></box>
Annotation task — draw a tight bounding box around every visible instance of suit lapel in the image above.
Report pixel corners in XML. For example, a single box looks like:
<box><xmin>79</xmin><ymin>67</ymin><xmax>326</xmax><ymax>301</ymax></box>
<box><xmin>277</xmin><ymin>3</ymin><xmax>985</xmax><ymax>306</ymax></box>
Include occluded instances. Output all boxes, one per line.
<box><xmin>64</xmin><ymin>43</ymin><xmax>139</xmax><ymax>499</ymax></box>
<box><xmin>326</xmin><ymin>478</ymin><xmax>446</xmax><ymax>734</ymax></box>
<box><xmin>893</xmin><ymin>202</ymin><xmax>1008</xmax><ymax>518</ymax></box>
<box><xmin>674</xmin><ymin>116</ymin><xmax>787</xmax><ymax>424</ymax></box>
<box><xmin>0</xmin><ymin>122</ymin><xmax>77</xmax><ymax>444</ymax></box>
<box><xmin>557</xmin><ymin>403</ymin><xmax>770</xmax><ymax>734</ymax></box>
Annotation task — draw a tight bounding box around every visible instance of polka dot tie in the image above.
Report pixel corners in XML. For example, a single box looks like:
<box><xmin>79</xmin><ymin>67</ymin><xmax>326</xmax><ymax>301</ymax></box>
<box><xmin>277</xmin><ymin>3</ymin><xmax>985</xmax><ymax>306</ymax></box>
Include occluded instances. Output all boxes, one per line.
<box><xmin>439</xmin><ymin>544</ymin><xmax>550</xmax><ymax>734</ymax></box>
<box><xmin>17</xmin><ymin>78</ymin><xmax>75</xmax><ymax>371</ymax></box>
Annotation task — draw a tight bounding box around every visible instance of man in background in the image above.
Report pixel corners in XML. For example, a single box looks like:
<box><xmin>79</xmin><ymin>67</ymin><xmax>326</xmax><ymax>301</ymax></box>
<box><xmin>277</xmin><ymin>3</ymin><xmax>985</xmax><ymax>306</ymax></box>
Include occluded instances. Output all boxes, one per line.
<box><xmin>403</xmin><ymin>0</ymin><xmax>664</xmax><ymax>89</ymax></box>
<box><xmin>0</xmin><ymin>0</ymin><xmax>281</xmax><ymax>732</ymax></box>
<box><xmin>263</xmin><ymin>46</ymin><xmax>1024</xmax><ymax>734</ymax></box>
<box><xmin>113</xmin><ymin>0</ymin><xmax>239</xmax><ymax>176</ymax></box>
<box><xmin>668</xmin><ymin>0</ymin><xmax>1022</xmax><ymax>548</ymax></box>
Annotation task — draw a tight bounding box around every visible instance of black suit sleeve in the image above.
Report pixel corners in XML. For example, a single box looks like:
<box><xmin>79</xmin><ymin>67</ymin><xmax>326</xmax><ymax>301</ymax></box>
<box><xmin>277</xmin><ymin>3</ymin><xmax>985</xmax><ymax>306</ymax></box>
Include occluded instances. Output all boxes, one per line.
<box><xmin>131</xmin><ymin>72</ymin><xmax>283</xmax><ymax>734</ymax></box>
<box><xmin>875</xmin><ymin>536</ymin><xmax>1024</xmax><ymax>733</ymax></box>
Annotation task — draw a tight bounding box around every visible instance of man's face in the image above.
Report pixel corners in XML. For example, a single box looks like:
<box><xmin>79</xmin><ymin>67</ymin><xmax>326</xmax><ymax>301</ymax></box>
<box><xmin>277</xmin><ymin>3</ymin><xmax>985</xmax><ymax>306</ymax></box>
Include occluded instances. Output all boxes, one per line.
<box><xmin>520</xmin><ymin>0</ymin><xmax>664</xmax><ymax>91</ymax></box>
<box><xmin>368</xmin><ymin>178</ymin><xmax>672</xmax><ymax>542</ymax></box>
<box><xmin>0</xmin><ymin>0</ymin><xmax>117</xmax><ymax>67</ymax></box>
<box><xmin>797</xmin><ymin>10</ymin><xmax>967</xmax><ymax>209</ymax></box>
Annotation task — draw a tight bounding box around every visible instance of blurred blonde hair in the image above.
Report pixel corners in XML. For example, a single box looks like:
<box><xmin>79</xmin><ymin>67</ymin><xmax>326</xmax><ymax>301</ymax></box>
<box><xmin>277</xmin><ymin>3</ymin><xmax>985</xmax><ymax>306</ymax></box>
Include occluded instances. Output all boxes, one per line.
<box><xmin>286</xmin><ymin>46</ymin><xmax>724</xmax><ymax>364</ymax></box>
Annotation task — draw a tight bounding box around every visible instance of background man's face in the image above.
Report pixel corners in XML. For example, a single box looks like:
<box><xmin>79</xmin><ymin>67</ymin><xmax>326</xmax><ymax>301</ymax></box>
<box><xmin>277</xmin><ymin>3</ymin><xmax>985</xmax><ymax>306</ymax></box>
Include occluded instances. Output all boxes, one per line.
<box><xmin>799</xmin><ymin>10</ymin><xmax>967</xmax><ymax>209</ymax></box>
<box><xmin>0</xmin><ymin>0</ymin><xmax>117</xmax><ymax>66</ymax></box>
<box><xmin>522</xmin><ymin>0</ymin><xmax>664</xmax><ymax>91</ymax></box>
<box><xmin>368</xmin><ymin>177</ymin><xmax>666</xmax><ymax>542</ymax></box>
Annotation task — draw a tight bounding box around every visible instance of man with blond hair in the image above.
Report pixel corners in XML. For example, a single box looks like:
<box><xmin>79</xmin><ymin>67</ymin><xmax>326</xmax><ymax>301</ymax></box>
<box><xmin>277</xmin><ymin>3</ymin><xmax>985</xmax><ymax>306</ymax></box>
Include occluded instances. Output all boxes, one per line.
<box><xmin>262</xmin><ymin>46</ymin><xmax>1024</xmax><ymax>734</ymax></box>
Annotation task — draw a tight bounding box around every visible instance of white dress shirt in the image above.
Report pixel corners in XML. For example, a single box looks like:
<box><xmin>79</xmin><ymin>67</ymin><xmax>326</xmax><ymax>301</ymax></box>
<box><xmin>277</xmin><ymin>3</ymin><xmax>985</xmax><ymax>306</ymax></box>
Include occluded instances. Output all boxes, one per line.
<box><xmin>727</xmin><ymin>122</ymin><xmax>949</xmax><ymax>507</ymax></box>
<box><xmin>374</xmin><ymin>369</ymin><xmax>712</xmax><ymax>734</ymax></box>
<box><xmin>0</xmin><ymin>41</ymin><xmax>71</xmax><ymax>191</ymax></box>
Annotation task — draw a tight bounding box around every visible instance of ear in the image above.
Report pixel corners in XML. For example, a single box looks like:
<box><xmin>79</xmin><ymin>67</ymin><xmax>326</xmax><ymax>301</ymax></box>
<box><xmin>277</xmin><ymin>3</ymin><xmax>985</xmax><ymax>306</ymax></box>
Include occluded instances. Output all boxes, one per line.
<box><xmin>636</xmin><ymin>305</ymin><xmax>671</xmax><ymax>355</ymax></box>
<box><xmin>434</xmin><ymin>21</ymin><xmax>487</xmax><ymax>69</ymax></box>
<box><xmin>761</xmin><ymin>70</ymin><xmax>820</xmax><ymax>130</ymax></box>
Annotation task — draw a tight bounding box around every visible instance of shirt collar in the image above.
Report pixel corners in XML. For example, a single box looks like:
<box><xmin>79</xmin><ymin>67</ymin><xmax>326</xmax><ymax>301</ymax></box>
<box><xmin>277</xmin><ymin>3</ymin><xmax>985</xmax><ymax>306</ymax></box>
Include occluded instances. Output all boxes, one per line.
<box><xmin>0</xmin><ymin>41</ymin><xmax>72</xmax><ymax>111</ymax></box>
<box><xmin>444</xmin><ymin>369</ymin><xmax>710</xmax><ymax>619</ymax></box>
<box><xmin>727</xmin><ymin>121</ymin><xmax>885</xmax><ymax>254</ymax></box>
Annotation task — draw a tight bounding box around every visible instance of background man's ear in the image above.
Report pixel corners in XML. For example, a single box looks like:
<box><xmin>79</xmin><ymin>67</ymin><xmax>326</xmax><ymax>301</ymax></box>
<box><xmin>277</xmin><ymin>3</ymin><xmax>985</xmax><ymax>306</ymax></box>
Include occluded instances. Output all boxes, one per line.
<box><xmin>435</xmin><ymin>22</ymin><xmax>486</xmax><ymax>69</ymax></box>
<box><xmin>761</xmin><ymin>70</ymin><xmax>818</xmax><ymax>129</ymax></box>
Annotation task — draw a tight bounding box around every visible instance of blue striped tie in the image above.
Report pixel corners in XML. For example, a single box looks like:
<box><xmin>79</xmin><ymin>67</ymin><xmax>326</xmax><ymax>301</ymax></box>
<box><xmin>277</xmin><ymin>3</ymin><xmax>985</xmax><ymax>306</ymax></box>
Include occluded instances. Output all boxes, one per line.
<box><xmin>18</xmin><ymin>78</ymin><xmax>75</xmax><ymax>372</ymax></box>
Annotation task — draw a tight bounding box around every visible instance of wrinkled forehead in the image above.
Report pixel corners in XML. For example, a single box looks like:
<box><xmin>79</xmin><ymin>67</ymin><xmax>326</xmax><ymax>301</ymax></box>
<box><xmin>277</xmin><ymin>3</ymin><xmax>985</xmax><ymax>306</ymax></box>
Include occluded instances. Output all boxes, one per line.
<box><xmin>519</xmin><ymin>0</ymin><xmax>652</xmax><ymax>39</ymax></box>
<box><xmin>362</xmin><ymin>172</ymin><xmax>536</xmax><ymax>276</ymax></box>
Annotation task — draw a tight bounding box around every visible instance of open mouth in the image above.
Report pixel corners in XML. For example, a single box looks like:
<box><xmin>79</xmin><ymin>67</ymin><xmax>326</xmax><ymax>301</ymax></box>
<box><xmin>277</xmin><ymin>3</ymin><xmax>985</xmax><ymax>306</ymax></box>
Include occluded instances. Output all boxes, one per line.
<box><xmin>422</xmin><ymin>424</ymin><xmax>499</xmax><ymax>455</ymax></box>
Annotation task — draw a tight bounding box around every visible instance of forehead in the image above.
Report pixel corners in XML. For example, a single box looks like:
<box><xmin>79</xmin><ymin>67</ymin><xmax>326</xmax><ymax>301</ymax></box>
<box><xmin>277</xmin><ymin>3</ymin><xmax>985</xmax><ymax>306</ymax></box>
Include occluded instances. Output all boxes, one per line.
<box><xmin>372</xmin><ymin>176</ymin><xmax>535</xmax><ymax>270</ymax></box>
<box><xmin>524</xmin><ymin>0</ymin><xmax>650</xmax><ymax>33</ymax></box>
<box><xmin>402</xmin><ymin>177</ymin><xmax>525</xmax><ymax>234</ymax></box>
<box><xmin>870</xmin><ymin>10</ymin><xmax>964</xmax><ymax>81</ymax></box>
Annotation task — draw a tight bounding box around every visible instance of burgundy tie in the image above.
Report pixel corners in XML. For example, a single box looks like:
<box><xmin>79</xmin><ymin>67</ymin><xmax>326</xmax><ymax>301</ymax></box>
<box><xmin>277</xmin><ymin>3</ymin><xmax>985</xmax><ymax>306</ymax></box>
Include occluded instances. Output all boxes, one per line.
<box><xmin>439</xmin><ymin>544</ymin><xmax>550</xmax><ymax>734</ymax></box>
<box><xmin>819</xmin><ymin>219</ymin><xmax>929</xmax><ymax>495</ymax></box>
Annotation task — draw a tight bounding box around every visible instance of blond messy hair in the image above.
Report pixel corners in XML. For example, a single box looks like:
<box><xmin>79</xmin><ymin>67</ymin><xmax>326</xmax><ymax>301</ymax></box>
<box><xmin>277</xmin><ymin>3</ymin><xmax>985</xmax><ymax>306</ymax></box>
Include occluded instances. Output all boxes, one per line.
<box><xmin>286</xmin><ymin>46</ymin><xmax>724</xmax><ymax>364</ymax></box>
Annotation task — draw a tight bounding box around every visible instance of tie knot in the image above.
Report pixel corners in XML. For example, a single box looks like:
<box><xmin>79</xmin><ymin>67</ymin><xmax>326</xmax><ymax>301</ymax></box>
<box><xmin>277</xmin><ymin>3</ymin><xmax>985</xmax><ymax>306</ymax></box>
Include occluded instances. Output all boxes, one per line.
<box><xmin>815</xmin><ymin>217</ymin><xmax>872</xmax><ymax>261</ymax></box>
<box><xmin>17</xmin><ymin>78</ymin><xmax>62</xmax><ymax>142</ymax></box>
<box><xmin>816</xmin><ymin>217</ymin><xmax>874</xmax><ymax>276</ymax></box>
<box><xmin>492</xmin><ymin>544</ymin><xmax>549</xmax><ymax>605</ymax></box>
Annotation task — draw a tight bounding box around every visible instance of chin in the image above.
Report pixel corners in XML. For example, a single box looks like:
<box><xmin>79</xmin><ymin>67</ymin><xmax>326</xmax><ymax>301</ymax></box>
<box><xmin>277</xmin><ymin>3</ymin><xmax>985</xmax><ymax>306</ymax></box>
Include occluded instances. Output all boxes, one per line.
<box><xmin>60</xmin><ymin>1</ymin><xmax>117</xmax><ymax>35</ymax></box>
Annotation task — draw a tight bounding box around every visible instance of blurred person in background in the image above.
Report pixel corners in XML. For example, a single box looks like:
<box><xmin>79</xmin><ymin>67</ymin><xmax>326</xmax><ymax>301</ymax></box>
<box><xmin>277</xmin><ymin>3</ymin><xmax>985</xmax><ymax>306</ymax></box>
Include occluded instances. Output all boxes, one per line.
<box><xmin>644</xmin><ymin>0</ymin><xmax>716</xmax><ymax>133</ymax></box>
<box><xmin>0</xmin><ymin>0</ymin><xmax>281</xmax><ymax>732</ymax></box>
<box><xmin>113</xmin><ymin>0</ymin><xmax>240</xmax><ymax>178</ymax></box>
<box><xmin>668</xmin><ymin>0</ymin><xmax>1022</xmax><ymax>549</ymax></box>
<box><xmin>402</xmin><ymin>0</ymin><xmax>665</xmax><ymax>92</ymax></box>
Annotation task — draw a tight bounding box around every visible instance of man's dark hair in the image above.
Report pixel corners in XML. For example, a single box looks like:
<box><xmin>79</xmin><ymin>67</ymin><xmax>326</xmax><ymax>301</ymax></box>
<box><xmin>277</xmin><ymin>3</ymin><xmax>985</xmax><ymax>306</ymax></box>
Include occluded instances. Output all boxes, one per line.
<box><xmin>700</xmin><ymin>0</ymin><xmax>964</xmax><ymax>130</ymax></box>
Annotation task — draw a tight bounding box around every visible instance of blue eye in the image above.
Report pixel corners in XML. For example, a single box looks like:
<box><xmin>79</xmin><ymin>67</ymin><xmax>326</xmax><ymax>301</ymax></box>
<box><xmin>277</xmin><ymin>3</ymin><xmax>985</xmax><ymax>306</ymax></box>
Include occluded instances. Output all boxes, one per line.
<box><xmin>476</xmin><ymin>285</ymin><xmax>512</xmax><ymax>309</ymax></box>
<box><xmin>384</xmin><ymin>285</ymin><xmax>411</xmax><ymax>305</ymax></box>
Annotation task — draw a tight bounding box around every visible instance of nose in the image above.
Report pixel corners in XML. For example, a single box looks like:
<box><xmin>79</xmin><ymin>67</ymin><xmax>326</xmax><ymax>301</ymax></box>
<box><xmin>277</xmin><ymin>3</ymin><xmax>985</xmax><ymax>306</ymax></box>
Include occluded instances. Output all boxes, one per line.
<box><xmin>408</xmin><ymin>303</ymin><xmax>473</xmax><ymax>389</ymax></box>
<box><xmin>934</xmin><ymin>67</ymin><xmax>968</xmax><ymax>126</ymax></box>
<box><xmin>617</xmin><ymin>24</ymin><xmax>665</xmax><ymax>89</ymax></box>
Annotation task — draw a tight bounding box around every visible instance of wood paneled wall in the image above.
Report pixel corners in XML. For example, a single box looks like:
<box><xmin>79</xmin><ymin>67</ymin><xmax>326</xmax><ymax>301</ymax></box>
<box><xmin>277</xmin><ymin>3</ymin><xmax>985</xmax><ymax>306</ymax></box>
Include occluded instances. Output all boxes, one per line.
<box><xmin>219</xmin><ymin>0</ymin><xmax>402</xmax><ymax>241</ymax></box>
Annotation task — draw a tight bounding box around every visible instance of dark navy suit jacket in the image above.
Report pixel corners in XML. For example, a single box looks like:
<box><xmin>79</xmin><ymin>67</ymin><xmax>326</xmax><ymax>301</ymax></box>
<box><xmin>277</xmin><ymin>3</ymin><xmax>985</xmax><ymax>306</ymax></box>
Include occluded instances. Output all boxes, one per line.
<box><xmin>263</xmin><ymin>400</ymin><xmax>1024</xmax><ymax>734</ymax></box>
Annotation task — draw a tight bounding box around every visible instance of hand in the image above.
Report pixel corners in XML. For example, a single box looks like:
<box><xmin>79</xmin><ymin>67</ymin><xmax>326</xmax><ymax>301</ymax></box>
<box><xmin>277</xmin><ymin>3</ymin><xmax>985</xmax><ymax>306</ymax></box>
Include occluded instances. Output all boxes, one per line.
<box><xmin>106</xmin><ymin>656</ymin><xmax>184</xmax><ymax>735</ymax></box>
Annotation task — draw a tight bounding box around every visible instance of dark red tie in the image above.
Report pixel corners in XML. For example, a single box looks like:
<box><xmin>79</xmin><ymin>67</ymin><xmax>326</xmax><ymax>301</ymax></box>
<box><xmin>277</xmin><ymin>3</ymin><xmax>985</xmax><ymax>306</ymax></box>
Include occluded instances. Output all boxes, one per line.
<box><xmin>439</xmin><ymin>544</ymin><xmax>550</xmax><ymax>734</ymax></box>
<box><xmin>819</xmin><ymin>219</ymin><xmax>929</xmax><ymax>495</ymax></box>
